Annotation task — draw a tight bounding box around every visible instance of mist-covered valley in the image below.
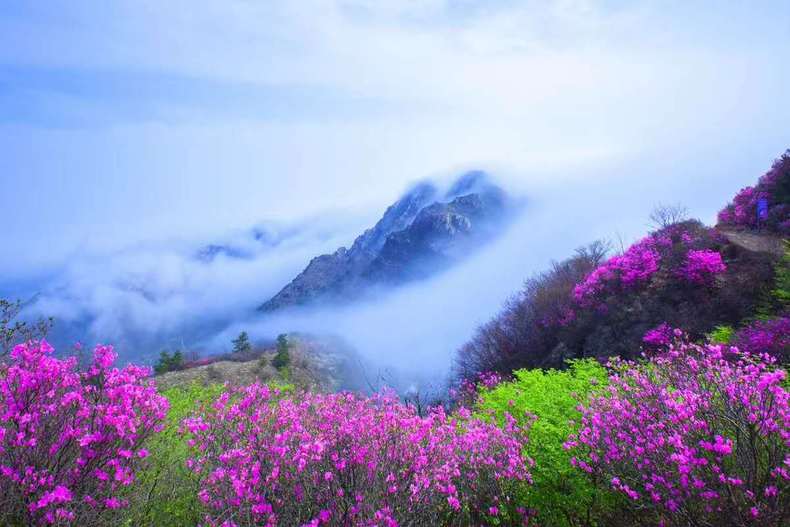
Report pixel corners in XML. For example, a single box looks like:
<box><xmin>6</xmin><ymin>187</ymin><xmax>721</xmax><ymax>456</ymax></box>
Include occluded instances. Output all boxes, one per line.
<box><xmin>1</xmin><ymin>148</ymin><xmax>760</xmax><ymax>389</ymax></box>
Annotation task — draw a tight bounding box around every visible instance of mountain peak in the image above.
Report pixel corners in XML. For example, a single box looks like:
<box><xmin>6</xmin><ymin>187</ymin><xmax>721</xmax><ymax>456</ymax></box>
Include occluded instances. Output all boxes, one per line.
<box><xmin>446</xmin><ymin>170</ymin><xmax>494</xmax><ymax>198</ymax></box>
<box><xmin>258</xmin><ymin>173</ymin><xmax>515</xmax><ymax>312</ymax></box>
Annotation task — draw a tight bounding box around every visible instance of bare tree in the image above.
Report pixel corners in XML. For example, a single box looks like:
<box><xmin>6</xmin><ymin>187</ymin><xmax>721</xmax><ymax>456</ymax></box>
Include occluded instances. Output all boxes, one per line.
<box><xmin>454</xmin><ymin>240</ymin><xmax>610</xmax><ymax>378</ymax></box>
<box><xmin>1</xmin><ymin>298</ymin><xmax>52</xmax><ymax>357</ymax></box>
<box><xmin>649</xmin><ymin>202</ymin><xmax>689</xmax><ymax>230</ymax></box>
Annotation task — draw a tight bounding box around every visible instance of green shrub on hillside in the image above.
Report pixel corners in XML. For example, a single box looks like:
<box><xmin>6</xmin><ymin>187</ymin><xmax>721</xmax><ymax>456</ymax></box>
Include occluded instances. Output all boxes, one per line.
<box><xmin>707</xmin><ymin>325</ymin><xmax>735</xmax><ymax>344</ymax></box>
<box><xmin>476</xmin><ymin>359</ymin><xmax>623</xmax><ymax>527</ymax></box>
<box><xmin>773</xmin><ymin>241</ymin><xmax>790</xmax><ymax>308</ymax></box>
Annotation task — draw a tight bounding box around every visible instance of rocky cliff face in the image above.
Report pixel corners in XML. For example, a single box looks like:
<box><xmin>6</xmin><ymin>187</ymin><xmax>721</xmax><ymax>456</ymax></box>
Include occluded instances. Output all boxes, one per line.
<box><xmin>258</xmin><ymin>171</ymin><xmax>514</xmax><ymax>312</ymax></box>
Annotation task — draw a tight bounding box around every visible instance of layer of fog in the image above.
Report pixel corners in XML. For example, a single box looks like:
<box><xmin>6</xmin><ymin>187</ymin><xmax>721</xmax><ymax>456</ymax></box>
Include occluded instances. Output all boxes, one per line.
<box><xmin>5</xmin><ymin>145</ymin><xmax>762</xmax><ymax>391</ymax></box>
<box><xmin>18</xmin><ymin>211</ymin><xmax>373</xmax><ymax>359</ymax></box>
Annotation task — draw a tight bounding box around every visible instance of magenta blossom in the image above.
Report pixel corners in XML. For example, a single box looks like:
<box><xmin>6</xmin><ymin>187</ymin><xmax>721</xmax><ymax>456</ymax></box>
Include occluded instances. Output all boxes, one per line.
<box><xmin>0</xmin><ymin>341</ymin><xmax>168</xmax><ymax>526</ymax></box>
<box><xmin>732</xmin><ymin>316</ymin><xmax>790</xmax><ymax>363</ymax></box>
<box><xmin>680</xmin><ymin>250</ymin><xmax>726</xmax><ymax>284</ymax></box>
<box><xmin>642</xmin><ymin>323</ymin><xmax>675</xmax><ymax>348</ymax></box>
<box><xmin>718</xmin><ymin>151</ymin><xmax>790</xmax><ymax>233</ymax></box>
<box><xmin>565</xmin><ymin>340</ymin><xmax>789</xmax><ymax>526</ymax></box>
<box><xmin>183</xmin><ymin>386</ymin><xmax>532</xmax><ymax>526</ymax></box>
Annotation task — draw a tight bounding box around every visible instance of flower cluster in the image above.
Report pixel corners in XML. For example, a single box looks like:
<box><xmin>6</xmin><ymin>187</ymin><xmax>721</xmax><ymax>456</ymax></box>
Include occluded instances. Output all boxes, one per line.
<box><xmin>642</xmin><ymin>323</ymin><xmax>676</xmax><ymax>348</ymax></box>
<box><xmin>732</xmin><ymin>316</ymin><xmax>790</xmax><ymax>363</ymax></box>
<box><xmin>183</xmin><ymin>385</ymin><xmax>532</xmax><ymax>526</ymax></box>
<box><xmin>565</xmin><ymin>340</ymin><xmax>790</xmax><ymax>526</ymax></box>
<box><xmin>679</xmin><ymin>249</ymin><xmax>727</xmax><ymax>284</ymax></box>
<box><xmin>572</xmin><ymin>236</ymin><xmax>661</xmax><ymax>306</ymax></box>
<box><xmin>0</xmin><ymin>340</ymin><xmax>169</xmax><ymax>526</ymax></box>
<box><xmin>450</xmin><ymin>371</ymin><xmax>505</xmax><ymax>408</ymax></box>
<box><xmin>572</xmin><ymin>225</ymin><xmax>726</xmax><ymax>307</ymax></box>
<box><xmin>718</xmin><ymin>151</ymin><xmax>790</xmax><ymax>233</ymax></box>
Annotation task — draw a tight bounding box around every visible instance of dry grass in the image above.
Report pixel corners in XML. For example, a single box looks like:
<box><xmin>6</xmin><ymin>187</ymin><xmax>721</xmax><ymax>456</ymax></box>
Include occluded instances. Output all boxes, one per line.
<box><xmin>154</xmin><ymin>336</ymin><xmax>355</xmax><ymax>392</ymax></box>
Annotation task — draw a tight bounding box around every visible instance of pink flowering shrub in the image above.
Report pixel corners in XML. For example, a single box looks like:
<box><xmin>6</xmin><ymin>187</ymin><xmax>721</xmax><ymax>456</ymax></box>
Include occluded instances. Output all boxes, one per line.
<box><xmin>718</xmin><ymin>151</ymin><xmax>790</xmax><ymax>233</ymax></box>
<box><xmin>732</xmin><ymin>316</ymin><xmax>790</xmax><ymax>363</ymax></box>
<box><xmin>679</xmin><ymin>249</ymin><xmax>727</xmax><ymax>284</ymax></box>
<box><xmin>573</xmin><ymin>224</ymin><xmax>726</xmax><ymax>307</ymax></box>
<box><xmin>642</xmin><ymin>323</ymin><xmax>675</xmax><ymax>349</ymax></box>
<box><xmin>573</xmin><ymin>235</ymin><xmax>660</xmax><ymax>306</ymax></box>
<box><xmin>450</xmin><ymin>371</ymin><xmax>505</xmax><ymax>408</ymax></box>
<box><xmin>183</xmin><ymin>385</ymin><xmax>533</xmax><ymax>526</ymax></box>
<box><xmin>565</xmin><ymin>340</ymin><xmax>790</xmax><ymax>526</ymax></box>
<box><xmin>0</xmin><ymin>340</ymin><xmax>169</xmax><ymax>526</ymax></box>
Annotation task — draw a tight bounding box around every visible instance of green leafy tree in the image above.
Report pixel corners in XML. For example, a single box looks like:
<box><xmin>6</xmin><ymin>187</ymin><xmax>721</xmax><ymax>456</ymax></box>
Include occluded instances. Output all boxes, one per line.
<box><xmin>476</xmin><ymin>359</ymin><xmax>623</xmax><ymax>527</ymax></box>
<box><xmin>1</xmin><ymin>298</ymin><xmax>52</xmax><ymax>357</ymax></box>
<box><xmin>272</xmin><ymin>333</ymin><xmax>291</xmax><ymax>371</ymax></box>
<box><xmin>231</xmin><ymin>331</ymin><xmax>252</xmax><ymax>355</ymax></box>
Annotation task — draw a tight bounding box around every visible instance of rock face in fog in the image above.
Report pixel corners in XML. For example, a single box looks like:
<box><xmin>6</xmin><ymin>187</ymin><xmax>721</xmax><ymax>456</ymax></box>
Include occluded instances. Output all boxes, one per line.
<box><xmin>258</xmin><ymin>171</ymin><xmax>515</xmax><ymax>312</ymax></box>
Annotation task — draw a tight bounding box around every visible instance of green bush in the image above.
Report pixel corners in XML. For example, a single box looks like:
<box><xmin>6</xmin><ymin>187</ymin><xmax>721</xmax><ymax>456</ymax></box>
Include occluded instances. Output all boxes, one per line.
<box><xmin>121</xmin><ymin>383</ymin><xmax>223</xmax><ymax>526</ymax></box>
<box><xmin>707</xmin><ymin>325</ymin><xmax>735</xmax><ymax>344</ymax></box>
<box><xmin>773</xmin><ymin>241</ymin><xmax>790</xmax><ymax>308</ymax></box>
<box><xmin>476</xmin><ymin>359</ymin><xmax>622</xmax><ymax>527</ymax></box>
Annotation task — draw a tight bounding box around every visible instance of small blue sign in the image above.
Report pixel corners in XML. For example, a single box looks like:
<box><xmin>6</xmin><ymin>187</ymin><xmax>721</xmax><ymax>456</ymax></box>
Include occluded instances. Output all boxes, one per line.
<box><xmin>757</xmin><ymin>198</ymin><xmax>769</xmax><ymax>221</ymax></box>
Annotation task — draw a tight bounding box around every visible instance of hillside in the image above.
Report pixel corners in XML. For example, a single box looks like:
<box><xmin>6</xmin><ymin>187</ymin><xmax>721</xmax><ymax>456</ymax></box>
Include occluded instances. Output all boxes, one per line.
<box><xmin>154</xmin><ymin>334</ymin><xmax>366</xmax><ymax>392</ymax></box>
<box><xmin>456</xmin><ymin>151</ymin><xmax>790</xmax><ymax>377</ymax></box>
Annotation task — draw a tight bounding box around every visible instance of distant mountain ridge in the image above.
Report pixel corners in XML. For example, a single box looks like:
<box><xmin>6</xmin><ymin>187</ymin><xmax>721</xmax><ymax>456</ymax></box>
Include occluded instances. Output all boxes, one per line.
<box><xmin>258</xmin><ymin>171</ymin><xmax>516</xmax><ymax>312</ymax></box>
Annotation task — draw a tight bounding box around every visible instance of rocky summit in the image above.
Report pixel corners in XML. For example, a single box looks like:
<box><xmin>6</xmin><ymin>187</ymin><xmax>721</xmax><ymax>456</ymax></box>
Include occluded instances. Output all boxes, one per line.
<box><xmin>258</xmin><ymin>171</ymin><xmax>516</xmax><ymax>312</ymax></box>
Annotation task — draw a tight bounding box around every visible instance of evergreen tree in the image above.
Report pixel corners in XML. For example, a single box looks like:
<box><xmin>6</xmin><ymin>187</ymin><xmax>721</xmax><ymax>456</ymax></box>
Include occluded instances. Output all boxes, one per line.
<box><xmin>272</xmin><ymin>333</ymin><xmax>291</xmax><ymax>370</ymax></box>
<box><xmin>153</xmin><ymin>350</ymin><xmax>184</xmax><ymax>375</ymax></box>
<box><xmin>232</xmin><ymin>331</ymin><xmax>252</xmax><ymax>355</ymax></box>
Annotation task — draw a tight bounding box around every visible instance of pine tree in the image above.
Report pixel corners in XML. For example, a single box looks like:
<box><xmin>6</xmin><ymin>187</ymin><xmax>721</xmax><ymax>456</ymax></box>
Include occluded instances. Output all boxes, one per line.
<box><xmin>153</xmin><ymin>350</ymin><xmax>184</xmax><ymax>375</ymax></box>
<box><xmin>232</xmin><ymin>331</ymin><xmax>252</xmax><ymax>355</ymax></box>
<box><xmin>272</xmin><ymin>333</ymin><xmax>290</xmax><ymax>370</ymax></box>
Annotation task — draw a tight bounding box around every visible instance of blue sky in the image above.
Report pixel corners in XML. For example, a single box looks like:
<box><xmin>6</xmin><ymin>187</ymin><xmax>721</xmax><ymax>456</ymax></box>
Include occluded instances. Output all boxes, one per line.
<box><xmin>1</xmin><ymin>0</ymin><xmax>790</xmax><ymax>279</ymax></box>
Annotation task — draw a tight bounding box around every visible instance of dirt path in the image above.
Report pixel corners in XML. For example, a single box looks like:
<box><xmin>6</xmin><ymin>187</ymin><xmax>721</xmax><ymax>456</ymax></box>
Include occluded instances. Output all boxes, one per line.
<box><xmin>718</xmin><ymin>228</ymin><xmax>786</xmax><ymax>257</ymax></box>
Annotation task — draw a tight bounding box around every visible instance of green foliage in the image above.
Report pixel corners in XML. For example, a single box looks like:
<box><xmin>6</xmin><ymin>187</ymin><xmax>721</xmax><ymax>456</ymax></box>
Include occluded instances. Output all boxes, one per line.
<box><xmin>153</xmin><ymin>350</ymin><xmax>184</xmax><ymax>375</ymax></box>
<box><xmin>477</xmin><ymin>359</ymin><xmax>621</xmax><ymax>527</ymax></box>
<box><xmin>121</xmin><ymin>383</ymin><xmax>224</xmax><ymax>526</ymax></box>
<box><xmin>707</xmin><ymin>325</ymin><xmax>735</xmax><ymax>344</ymax></box>
<box><xmin>272</xmin><ymin>333</ymin><xmax>291</xmax><ymax>371</ymax></box>
<box><xmin>772</xmin><ymin>241</ymin><xmax>790</xmax><ymax>308</ymax></box>
<box><xmin>231</xmin><ymin>331</ymin><xmax>252</xmax><ymax>355</ymax></box>
<box><xmin>741</xmin><ymin>241</ymin><xmax>788</xmax><ymax>322</ymax></box>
